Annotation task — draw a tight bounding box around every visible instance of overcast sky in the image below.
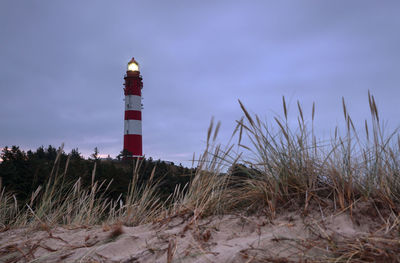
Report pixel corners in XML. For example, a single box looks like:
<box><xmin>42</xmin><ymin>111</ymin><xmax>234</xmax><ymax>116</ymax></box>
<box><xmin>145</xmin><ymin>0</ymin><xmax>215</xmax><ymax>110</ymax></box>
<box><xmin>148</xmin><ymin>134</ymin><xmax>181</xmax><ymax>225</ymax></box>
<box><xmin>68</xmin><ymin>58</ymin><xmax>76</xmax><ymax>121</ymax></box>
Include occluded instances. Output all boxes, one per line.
<box><xmin>1</xmin><ymin>1</ymin><xmax>399</xmax><ymax>166</ymax></box>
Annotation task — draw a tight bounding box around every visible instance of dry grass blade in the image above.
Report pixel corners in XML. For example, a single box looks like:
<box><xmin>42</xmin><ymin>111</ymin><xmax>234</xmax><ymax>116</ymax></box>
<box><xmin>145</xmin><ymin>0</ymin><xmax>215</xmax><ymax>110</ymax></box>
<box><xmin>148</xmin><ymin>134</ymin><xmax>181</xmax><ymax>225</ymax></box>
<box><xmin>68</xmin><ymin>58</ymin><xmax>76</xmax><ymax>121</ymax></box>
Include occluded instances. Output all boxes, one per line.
<box><xmin>312</xmin><ymin>101</ymin><xmax>315</xmax><ymax>122</ymax></box>
<box><xmin>213</xmin><ymin>121</ymin><xmax>221</xmax><ymax>142</ymax></box>
<box><xmin>342</xmin><ymin>97</ymin><xmax>347</xmax><ymax>120</ymax></box>
<box><xmin>238</xmin><ymin>117</ymin><xmax>244</xmax><ymax>146</ymax></box>
<box><xmin>207</xmin><ymin>117</ymin><xmax>214</xmax><ymax>146</ymax></box>
<box><xmin>297</xmin><ymin>100</ymin><xmax>304</xmax><ymax>123</ymax></box>
<box><xmin>167</xmin><ymin>238</ymin><xmax>177</xmax><ymax>263</ymax></box>
<box><xmin>282</xmin><ymin>96</ymin><xmax>288</xmax><ymax>120</ymax></box>
<box><xmin>274</xmin><ymin>117</ymin><xmax>289</xmax><ymax>141</ymax></box>
<box><xmin>239</xmin><ymin>99</ymin><xmax>255</xmax><ymax>126</ymax></box>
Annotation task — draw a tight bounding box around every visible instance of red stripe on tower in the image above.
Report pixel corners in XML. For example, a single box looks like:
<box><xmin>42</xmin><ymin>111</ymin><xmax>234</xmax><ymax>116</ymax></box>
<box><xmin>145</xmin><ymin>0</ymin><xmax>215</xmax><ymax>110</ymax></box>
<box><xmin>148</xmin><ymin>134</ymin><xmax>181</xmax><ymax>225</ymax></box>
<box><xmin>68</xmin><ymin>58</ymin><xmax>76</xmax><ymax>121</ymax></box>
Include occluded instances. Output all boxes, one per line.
<box><xmin>123</xmin><ymin>58</ymin><xmax>143</xmax><ymax>158</ymax></box>
<box><xmin>124</xmin><ymin>110</ymin><xmax>141</xmax><ymax>120</ymax></box>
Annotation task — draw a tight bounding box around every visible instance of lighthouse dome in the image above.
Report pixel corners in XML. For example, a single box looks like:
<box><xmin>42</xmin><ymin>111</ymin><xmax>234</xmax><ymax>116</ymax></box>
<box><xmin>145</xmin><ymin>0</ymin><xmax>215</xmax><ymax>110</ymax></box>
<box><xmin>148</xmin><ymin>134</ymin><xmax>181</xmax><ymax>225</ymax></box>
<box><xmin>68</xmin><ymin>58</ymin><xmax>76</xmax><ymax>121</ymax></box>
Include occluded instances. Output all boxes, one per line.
<box><xmin>127</xmin><ymin>57</ymin><xmax>139</xmax><ymax>72</ymax></box>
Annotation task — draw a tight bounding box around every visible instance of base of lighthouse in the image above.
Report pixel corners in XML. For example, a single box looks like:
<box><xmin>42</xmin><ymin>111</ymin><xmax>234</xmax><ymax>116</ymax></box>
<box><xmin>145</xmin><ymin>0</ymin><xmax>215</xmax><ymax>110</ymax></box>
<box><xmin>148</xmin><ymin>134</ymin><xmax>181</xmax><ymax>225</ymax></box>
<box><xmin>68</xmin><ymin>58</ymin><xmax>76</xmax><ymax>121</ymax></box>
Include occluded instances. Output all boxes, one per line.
<box><xmin>123</xmin><ymin>134</ymin><xmax>143</xmax><ymax>157</ymax></box>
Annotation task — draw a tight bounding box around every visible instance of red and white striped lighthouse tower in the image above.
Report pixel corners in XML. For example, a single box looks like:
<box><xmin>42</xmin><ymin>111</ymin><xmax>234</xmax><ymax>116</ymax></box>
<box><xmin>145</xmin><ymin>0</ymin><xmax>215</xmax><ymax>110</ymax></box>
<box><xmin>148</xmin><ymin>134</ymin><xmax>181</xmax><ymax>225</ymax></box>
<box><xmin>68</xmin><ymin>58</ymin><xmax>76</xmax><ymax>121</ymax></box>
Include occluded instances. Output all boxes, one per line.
<box><xmin>123</xmin><ymin>57</ymin><xmax>143</xmax><ymax>158</ymax></box>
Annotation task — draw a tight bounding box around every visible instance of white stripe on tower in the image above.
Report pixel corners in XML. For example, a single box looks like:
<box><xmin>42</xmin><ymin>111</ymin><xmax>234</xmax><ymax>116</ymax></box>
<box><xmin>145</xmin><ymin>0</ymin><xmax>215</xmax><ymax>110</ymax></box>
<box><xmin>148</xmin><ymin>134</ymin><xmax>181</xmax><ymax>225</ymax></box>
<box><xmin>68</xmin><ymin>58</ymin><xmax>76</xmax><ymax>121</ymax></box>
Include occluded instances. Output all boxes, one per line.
<box><xmin>124</xmin><ymin>119</ymin><xmax>142</xmax><ymax>135</ymax></box>
<box><xmin>125</xmin><ymin>95</ymin><xmax>142</xmax><ymax>111</ymax></box>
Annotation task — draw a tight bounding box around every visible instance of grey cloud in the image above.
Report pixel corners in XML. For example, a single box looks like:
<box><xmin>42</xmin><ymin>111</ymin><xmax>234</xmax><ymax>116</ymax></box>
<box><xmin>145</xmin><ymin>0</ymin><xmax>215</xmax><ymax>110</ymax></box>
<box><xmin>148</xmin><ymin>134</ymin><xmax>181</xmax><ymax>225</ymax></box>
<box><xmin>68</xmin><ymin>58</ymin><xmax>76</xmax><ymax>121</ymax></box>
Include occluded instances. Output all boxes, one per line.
<box><xmin>1</xmin><ymin>1</ymin><xmax>399</xmax><ymax>165</ymax></box>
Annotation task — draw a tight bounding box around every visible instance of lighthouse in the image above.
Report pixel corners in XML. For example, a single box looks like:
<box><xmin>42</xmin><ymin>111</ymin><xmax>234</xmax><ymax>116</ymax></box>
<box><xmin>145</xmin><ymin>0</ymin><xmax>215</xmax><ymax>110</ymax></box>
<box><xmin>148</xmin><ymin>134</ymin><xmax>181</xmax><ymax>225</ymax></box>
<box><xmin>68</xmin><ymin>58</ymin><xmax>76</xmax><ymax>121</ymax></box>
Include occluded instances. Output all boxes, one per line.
<box><xmin>123</xmin><ymin>57</ymin><xmax>143</xmax><ymax>158</ymax></box>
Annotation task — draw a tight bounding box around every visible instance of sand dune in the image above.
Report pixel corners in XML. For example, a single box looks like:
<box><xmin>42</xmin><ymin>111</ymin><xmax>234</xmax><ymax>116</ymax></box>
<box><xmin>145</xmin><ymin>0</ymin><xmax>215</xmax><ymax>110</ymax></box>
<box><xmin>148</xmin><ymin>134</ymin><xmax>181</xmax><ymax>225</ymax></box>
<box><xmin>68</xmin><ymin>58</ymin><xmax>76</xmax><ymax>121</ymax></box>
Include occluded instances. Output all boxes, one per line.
<box><xmin>1</xmin><ymin>206</ymin><xmax>388</xmax><ymax>263</ymax></box>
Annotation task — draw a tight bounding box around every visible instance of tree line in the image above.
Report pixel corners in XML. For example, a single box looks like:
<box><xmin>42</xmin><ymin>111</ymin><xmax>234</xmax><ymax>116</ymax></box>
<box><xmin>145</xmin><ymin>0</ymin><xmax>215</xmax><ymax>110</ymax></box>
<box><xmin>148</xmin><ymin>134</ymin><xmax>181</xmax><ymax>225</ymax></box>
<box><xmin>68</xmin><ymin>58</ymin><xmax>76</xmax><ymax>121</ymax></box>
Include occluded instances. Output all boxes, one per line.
<box><xmin>0</xmin><ymin>145</ymin><xmax>195</xmax><ymax>204</ymax></box>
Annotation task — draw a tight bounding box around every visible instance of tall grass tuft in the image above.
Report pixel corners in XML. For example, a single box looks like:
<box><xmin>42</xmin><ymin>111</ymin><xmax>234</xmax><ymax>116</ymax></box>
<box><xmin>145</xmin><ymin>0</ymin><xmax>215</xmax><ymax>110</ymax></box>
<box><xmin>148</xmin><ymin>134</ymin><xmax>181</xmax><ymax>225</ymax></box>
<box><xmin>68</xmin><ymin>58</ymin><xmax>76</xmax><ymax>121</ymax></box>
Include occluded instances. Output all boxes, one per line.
<box><xmin>165</xmin><ymin>118</ymin><xmax>235</xmax><ymax>219</ymax></box>
<box><xmin>11</xmin><ymin>145</ymin><xmax>117</xmax><ymax>227</ymax></box>
<box><xmin>0</xmin><ymin>146</ymin><xmax>163</xmax><ymax>228</ymax></box>
<box><xmin>0</xmin><ymin>177</ymin><xmax>19</xmax><ymax>228</ymax></box>
<box><xmin>222</xmin><ymin>93</ymin><xmax>400</xmax><ymax>217</ymax></box>
<box><xmin>122</xmin><ymin>158</ymin><xmax>162</xmax><ymax>226</ymax></box>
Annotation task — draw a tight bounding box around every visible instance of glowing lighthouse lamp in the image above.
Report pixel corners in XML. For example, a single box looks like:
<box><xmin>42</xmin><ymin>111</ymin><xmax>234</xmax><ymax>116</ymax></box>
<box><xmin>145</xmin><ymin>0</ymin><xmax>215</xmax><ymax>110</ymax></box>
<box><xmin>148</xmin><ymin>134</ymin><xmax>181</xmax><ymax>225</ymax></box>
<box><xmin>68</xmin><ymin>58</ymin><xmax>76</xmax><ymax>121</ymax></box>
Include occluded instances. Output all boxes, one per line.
<box><xmin>123</xmin><ymin>58</ymin><xmax>143</xmax><ymax>158</ymax></box>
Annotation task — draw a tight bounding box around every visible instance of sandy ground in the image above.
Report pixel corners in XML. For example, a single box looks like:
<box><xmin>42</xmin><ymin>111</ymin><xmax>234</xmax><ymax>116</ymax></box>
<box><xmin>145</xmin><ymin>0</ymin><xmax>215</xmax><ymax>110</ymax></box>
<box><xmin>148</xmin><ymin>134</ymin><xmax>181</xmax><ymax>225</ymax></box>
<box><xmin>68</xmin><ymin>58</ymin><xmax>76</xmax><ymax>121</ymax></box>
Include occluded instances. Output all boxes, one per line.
<box><xmin>0</xmin><ymin>207</ymin><xmax>384</xmax><ymax>263</ymax></box>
